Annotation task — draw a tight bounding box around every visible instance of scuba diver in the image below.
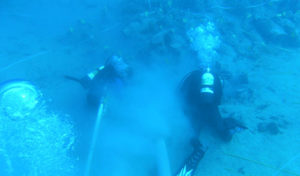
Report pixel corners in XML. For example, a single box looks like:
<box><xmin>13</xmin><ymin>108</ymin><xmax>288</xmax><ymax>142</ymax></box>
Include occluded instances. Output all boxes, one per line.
<box><xmin>177</xmin><ymin>66</ymin><xmax>246</xmax><ymax>175</ymax></box>
<box><xmin>64</xmin><ymin>55</ymin><xmax>131</xmax><ymax>176</ymax></box>
<box><xmin>65</xmin><ymin>55</ymin><xmax>130</xmax><ymax>107</ymax></box>
<box><xmin>180</xmin><ymin>66</ymin><xmax>246</xmax><ymax>141</ymax></box>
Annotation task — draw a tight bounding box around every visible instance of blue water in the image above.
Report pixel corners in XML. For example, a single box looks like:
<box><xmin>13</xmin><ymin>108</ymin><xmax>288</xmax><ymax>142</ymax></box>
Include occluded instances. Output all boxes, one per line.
<box><xmin>0</xmin><ymin>0</ymin><xmax>300</xmax><ymax>175</ymax></box>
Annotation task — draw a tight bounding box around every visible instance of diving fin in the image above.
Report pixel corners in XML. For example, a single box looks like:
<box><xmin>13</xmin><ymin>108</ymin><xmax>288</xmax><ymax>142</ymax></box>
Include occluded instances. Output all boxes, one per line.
<box><xmin>176</xmin><ymin>140</ymin><xmax>206</xmax><ymax>176</ymax></box>
<box><xmin>64</xmin><ymin>75</ymin><xmax>91</xmax><ymax>89</ymax></box>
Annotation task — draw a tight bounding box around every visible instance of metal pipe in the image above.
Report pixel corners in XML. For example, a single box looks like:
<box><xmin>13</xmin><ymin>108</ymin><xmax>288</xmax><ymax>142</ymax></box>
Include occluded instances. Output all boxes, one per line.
<box><xmin>156</xmin><ymin>138</ymin><xmax>172</xmax><ymax>176</ymax></box>
<box><xmin>84</xmin><ymin>102</ymin><xmax>105</xmax><ymax>176</ymax></box>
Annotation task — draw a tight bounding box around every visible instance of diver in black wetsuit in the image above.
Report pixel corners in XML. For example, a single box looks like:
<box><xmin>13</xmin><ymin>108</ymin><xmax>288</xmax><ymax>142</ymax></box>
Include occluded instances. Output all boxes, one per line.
<box><xmin>180</xmin><ymin>66</ymin><xmax>245</xmax><ymax>142</ymax></box>
<box><xmin>177</xmin><ymin>66</ymin><xmax>246</xmax><ymax>175</ymax></box>
<box><xmin>65</xmin><ymin>55</ymin><xmax>130</xmax><ymax>107</ymax></box>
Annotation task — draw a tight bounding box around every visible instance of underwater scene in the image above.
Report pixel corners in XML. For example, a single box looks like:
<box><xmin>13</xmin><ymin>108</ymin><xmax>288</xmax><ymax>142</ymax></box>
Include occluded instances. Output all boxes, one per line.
<box><xmin>0</xmin><ymin>0</ymin><xmax>300</xmax><ymax>175</ymax></box>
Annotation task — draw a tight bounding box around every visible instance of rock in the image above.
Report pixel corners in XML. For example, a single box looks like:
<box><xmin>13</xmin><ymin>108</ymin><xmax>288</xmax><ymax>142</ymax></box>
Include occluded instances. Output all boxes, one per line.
<box><xmin>252</xmin><ymin>18</ymin><xmax>300</xmax><ymax>48</ymax></box>
<box><xmin>169</xmin><ymin>34</ymin><xmax>186</xmax><ymax>49</ymax></box>
<box><xmin>256</xmin><ymin>104</ymin><xmax>269</xmax><ymax>111</ymax></box>
<box><xmin>151</xmin><ymin>31</ymin><xmax>167</xmax><ymax>45</ymax></box>
<box><xmin>257</xmin><ymin>122</ymin><xmax>281</xmax><ymax>135</ymax></box>
<box><xmin>238</xmin><ymin>167</ymin><xmax>245</xmax><ymax>175</ymax></box>
<box><xmin>122</xmin><ymin>21</ymin><xmax>143</xmax><ymax>37</ymax></box>
<box><xmin>252</xmin><ymin>18</ymin><xmax>285</xmax><ymax>41</ymax></box>
<box><xmin>274</xmin><ymin>18</ymin><xmax>300</xmax><ymax>48</ymax></box>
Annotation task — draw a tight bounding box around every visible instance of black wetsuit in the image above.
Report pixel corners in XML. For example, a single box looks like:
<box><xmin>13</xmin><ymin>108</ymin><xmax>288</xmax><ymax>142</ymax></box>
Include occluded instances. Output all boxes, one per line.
<box><xmin>85</xmin><ymin>65</ymin><xmax>123</xmax><ymax>106</ymax></box>
<box><xmin>180</xmin><ymin>69</ymin><xmax>242</xmax><ymax>142</ymax></box>
<box><xmin>65</xmin><ymin>64</ymin><xmax>125</xmax><ymax>107</ymax></box>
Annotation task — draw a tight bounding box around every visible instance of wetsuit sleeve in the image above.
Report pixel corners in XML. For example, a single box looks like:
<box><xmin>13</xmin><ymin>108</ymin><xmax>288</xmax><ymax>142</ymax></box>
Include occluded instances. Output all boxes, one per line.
<box><xmin>213</xmin><ymin>74</ymin><xmax>223</xmax><ymax>105</ymax></box>
<box><xmin>179</xmin><ymin>71</ymin><xmax>201</xmax><ymax>106</ymax></box>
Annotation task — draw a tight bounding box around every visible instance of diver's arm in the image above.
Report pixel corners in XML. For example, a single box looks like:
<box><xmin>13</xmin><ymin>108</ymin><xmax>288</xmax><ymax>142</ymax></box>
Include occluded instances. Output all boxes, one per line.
<box><xmin>213</xmin><ymin>74</ymin><xmax>223</xmax><ymax>105</ymax></box>
<box><xmin>179</xmin><ymin>71</ymin><xmax>201</xmax><ymax>94</ymax></box>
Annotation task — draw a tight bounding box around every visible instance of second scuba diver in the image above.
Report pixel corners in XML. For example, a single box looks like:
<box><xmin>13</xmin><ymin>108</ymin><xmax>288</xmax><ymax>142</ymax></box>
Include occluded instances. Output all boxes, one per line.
<box><xmin>177</xmin><ymin>66</ymin><xmax>246</xmax><ymax>175</ymax></box>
